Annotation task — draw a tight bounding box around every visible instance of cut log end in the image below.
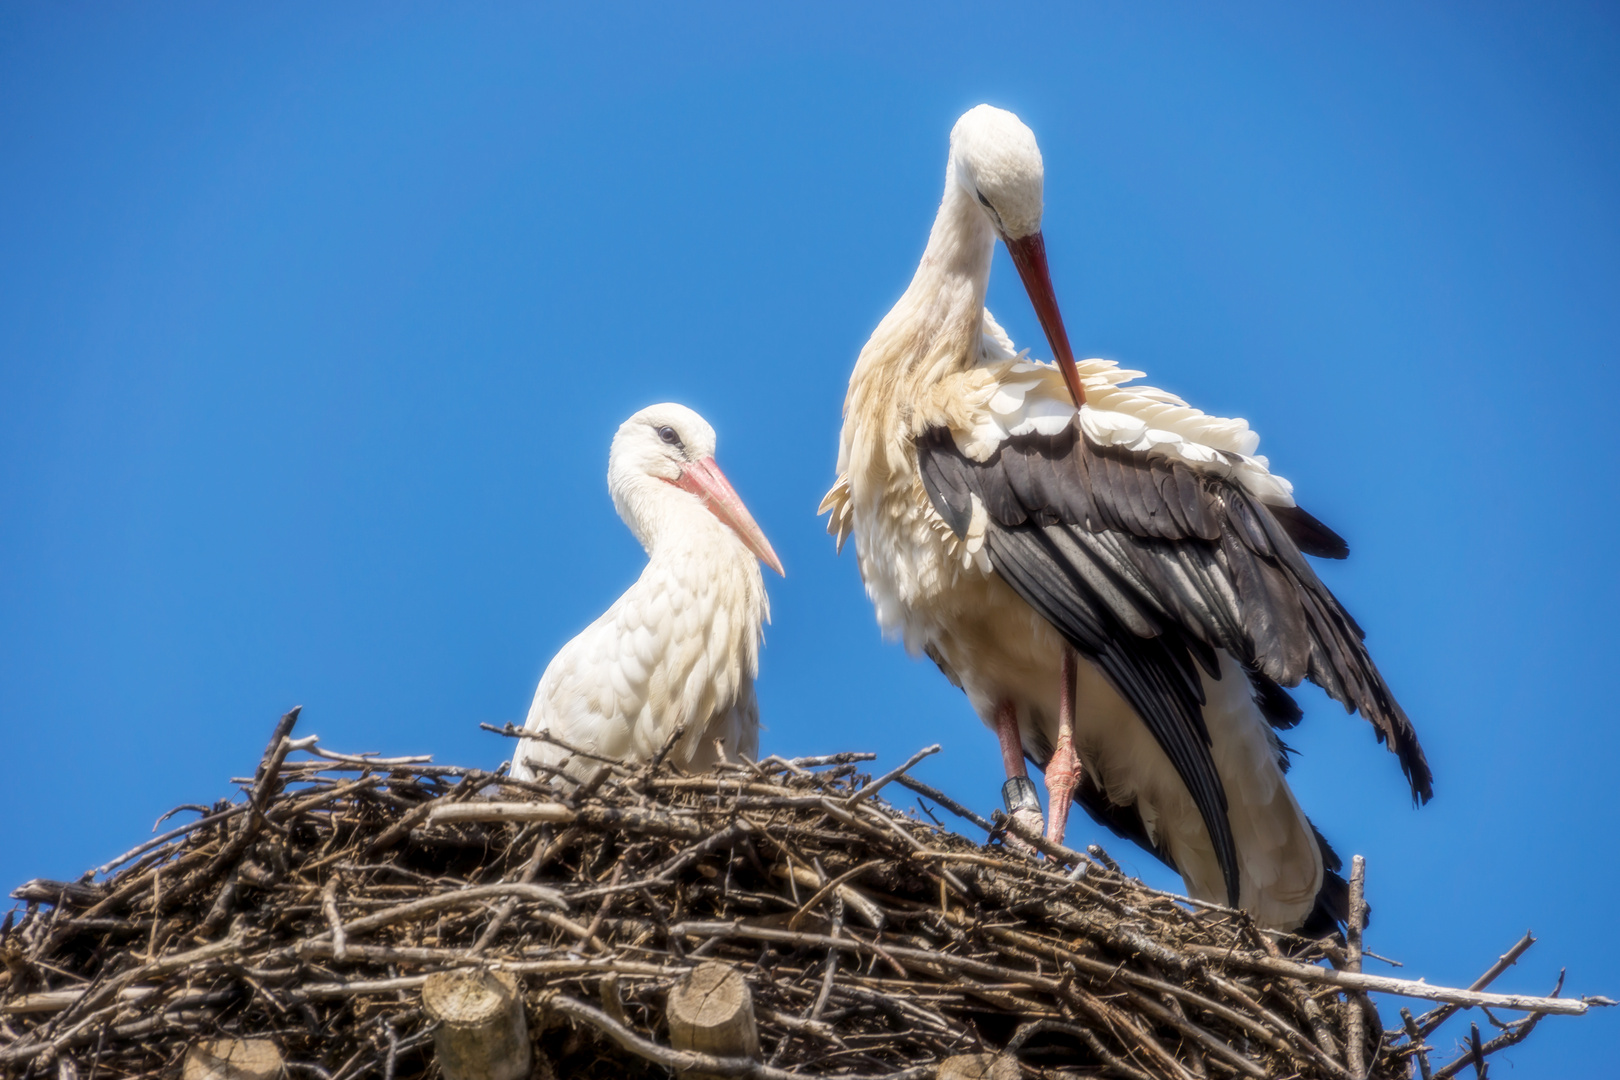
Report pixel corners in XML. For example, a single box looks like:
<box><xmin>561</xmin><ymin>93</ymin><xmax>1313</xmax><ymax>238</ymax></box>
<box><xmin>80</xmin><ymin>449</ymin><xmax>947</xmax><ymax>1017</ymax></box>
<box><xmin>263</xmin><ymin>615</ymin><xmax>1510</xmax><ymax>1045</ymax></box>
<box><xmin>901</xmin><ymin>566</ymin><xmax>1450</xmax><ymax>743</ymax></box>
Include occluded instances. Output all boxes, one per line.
<box><xmin>937</xmin><ymin>1053</ymin><xmax>1020</xmax><ymax>1080</ymax></box>
<box><xmin>182</xmin><ymin>1040</ymin><xmax>285</xmax><ymax>1080</ymax></box>
<box><xmin>667</xmin><ymin>961</ymin><xmax>760</xmax><ymax>1066</ymax></box>
<box><xmin>421</xmin><ymin>969</ymin><xmax>531</xmax><ymax>1080</ymax></box>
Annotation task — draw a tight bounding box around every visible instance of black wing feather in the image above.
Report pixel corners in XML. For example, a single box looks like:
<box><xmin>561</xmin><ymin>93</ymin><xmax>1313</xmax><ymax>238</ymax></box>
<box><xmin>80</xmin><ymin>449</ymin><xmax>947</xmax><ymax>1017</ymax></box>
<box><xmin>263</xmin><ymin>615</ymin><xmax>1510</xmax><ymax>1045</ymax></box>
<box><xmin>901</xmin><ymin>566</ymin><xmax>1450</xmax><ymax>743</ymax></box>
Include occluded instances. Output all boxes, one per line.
<box><xmin>916</xmin><ymin>422</ymin><xmax>1432</xmax><ymax>909</ymax></box>
<box><xmin>1271</xmin><ymin>502</ymin><xmax>1350</xmax><ymax>560</ymax></box>
<box><xmin>918</xmin><ymin>449</ymin><xmax>974</xmax><ymax>535</ymax></box>
<box><xmin>925</xmin><ymin>435</ymin><xmax>1241</xmax><ymax>905</ymax></box>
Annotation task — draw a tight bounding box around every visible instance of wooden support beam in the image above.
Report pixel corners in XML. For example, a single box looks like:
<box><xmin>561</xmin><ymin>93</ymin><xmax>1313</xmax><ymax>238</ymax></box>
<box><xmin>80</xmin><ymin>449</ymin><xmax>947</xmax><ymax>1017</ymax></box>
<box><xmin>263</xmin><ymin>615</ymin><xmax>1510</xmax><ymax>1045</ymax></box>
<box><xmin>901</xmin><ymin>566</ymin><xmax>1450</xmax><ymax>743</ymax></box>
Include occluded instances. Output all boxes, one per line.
<box><xmin>422</xmin><ymin>969</ymin><xmax>531</xmax><ymax>1080</ymax></box>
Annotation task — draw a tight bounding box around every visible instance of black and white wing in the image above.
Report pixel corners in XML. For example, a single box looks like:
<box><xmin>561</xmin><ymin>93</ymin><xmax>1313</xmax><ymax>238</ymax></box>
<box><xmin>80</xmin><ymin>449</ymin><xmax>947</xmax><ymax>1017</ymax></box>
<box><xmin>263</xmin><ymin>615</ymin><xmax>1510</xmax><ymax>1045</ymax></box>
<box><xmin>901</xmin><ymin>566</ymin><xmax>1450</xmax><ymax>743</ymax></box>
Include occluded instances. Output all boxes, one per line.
<box><xmin>916</xmin><ymin>360</ymin><xmax>1431</xmax><ymax>905</ymax></box>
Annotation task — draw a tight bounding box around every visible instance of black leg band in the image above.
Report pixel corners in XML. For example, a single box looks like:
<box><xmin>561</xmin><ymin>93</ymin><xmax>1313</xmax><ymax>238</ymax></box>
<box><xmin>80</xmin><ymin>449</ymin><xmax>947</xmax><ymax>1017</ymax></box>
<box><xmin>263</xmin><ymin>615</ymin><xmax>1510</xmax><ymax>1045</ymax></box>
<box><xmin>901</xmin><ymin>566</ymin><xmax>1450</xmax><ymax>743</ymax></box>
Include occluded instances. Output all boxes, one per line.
<box><xmin>1002</xmin><ymin>776</ymin><xmax>1041</xmax><ymax>814</ymax></box>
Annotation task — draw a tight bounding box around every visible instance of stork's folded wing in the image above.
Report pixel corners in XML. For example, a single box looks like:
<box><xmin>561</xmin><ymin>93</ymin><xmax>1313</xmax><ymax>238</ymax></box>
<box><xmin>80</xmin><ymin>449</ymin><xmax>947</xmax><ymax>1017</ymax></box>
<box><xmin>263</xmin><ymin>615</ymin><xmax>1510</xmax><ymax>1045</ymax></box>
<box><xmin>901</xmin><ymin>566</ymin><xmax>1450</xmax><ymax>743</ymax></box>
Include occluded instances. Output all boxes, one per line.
<box><xmin>917</xmin><ymin>421</ymin><xmax>1433</xmax><ymax>905</ymax></box>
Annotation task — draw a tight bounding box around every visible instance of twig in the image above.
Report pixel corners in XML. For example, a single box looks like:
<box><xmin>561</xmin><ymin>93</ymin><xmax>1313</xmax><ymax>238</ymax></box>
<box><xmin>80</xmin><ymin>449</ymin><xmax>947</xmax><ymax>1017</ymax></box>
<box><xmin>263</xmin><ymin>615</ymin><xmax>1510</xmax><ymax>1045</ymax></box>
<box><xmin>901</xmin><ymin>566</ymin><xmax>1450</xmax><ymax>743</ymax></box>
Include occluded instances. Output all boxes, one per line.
<box><xmin>1401</xmin><ymin>1007</ymin><xmax>1434</xmax><ymax>1080</ymax></box>
<box><xmin>991</xmin><ymin>809</ymin><xmax>1105</xmax><ymax>874</ymax></box>
<box><xmin>1432</xmin><ymin>1004</ymin><xmax>1552</xmax><ymax>1079</ymax></box>
<box><xmin>301</xmin><ymin>747</ymin><xmax>435</xmax><ymax>767</ymax></box>
<box><xmin>161</xmin><ymin>709</ymin><xmax>307</xmax><ymax>907</ymax></box>
<box><xmin>780</xmin><ymin>752</ymin><xmax>877</xmax><ymax>769</ymax></box>
<box><xmin>788</xmin><ymin>861</ymin><xmax>884</xmax><ymax>932</ymax></box>
<box><xmin>646</xmin><ymin>723</ymin><xmax>688</xmax><ymax>774</ymax></box>
<box><xmin>322</xmin><ymin>876</ymin><xmax>347</xmax><ymax>961</ymax></box>
<box><xmin>85</xmin><ymin>805</ymin><xmax>251</xmax><ymax>881</ymax></box>
<box><xmin>1417</xmin><ymin>932</ymin><xmax>1537</xmax><ymax>1037</ymax></box>
<box><xmin>1183</xmin><ymin>946</ymin><xmax>1599</xmax><ymax>1015</ymax></box>
<box><xmin>809</xmin><ymin>894</ymin><xmax>843</xmax><ymax>1021</ymax></box>
<box><xmin>478</xmin><ymin>723</ymin><xmax>629</xmax><ymax>769</ymax></box>
<box><xmin>843</xmin><ymin>744</ymin><xmax>940</xmax><ymax>806</ymax></box>
<box><xmin>892</xmin><ymin>774</ymin><xmax>996</xmax><ymax>834</ymax></box>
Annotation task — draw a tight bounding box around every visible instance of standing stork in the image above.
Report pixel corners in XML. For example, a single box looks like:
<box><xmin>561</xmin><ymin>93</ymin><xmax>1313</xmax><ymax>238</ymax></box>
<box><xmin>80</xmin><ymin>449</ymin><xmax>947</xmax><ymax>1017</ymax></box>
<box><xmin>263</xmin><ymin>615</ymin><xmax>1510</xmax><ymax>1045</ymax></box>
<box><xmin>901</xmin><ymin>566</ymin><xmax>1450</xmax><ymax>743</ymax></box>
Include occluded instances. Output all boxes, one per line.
<box><xmin>821</xmin><ymin>105</ymin><xmax>1431</xmax><ymax>931</ymax></box>
<box><xmin>512</xmin><ymin>403</ymin><xmax>784</xmax><ymax>783</ymax></box>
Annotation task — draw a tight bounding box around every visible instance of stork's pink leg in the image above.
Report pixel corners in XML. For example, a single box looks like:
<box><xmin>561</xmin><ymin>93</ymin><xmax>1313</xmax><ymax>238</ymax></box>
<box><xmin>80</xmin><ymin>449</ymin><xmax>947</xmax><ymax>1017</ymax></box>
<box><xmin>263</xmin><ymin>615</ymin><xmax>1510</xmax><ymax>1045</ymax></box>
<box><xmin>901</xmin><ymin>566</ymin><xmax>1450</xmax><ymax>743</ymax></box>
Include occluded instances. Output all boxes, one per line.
<box><xmin>995</xmin><ymin>699</ymin><xmax>1045</xmax><ymax>854</ymax></box>
<box><xmin>1044</xmin><ymin>646</ymin><xmax>1082</xmax><ymax>846</ymax></box>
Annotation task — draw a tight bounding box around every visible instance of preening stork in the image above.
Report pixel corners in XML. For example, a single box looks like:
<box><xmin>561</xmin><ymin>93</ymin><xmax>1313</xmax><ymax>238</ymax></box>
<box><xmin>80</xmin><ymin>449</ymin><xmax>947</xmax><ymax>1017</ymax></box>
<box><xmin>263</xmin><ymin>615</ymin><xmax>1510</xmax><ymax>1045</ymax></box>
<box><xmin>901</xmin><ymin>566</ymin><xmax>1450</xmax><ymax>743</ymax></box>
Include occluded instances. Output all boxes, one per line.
<box><xmin>512</xmin><ymin>403</ymin><xmax>784</xmax><ymax>784</ymax></box>
<box><xmin>822</xmin><ymin>105</ymin><xmax>1431</xmax><ymax>931</ymax></box>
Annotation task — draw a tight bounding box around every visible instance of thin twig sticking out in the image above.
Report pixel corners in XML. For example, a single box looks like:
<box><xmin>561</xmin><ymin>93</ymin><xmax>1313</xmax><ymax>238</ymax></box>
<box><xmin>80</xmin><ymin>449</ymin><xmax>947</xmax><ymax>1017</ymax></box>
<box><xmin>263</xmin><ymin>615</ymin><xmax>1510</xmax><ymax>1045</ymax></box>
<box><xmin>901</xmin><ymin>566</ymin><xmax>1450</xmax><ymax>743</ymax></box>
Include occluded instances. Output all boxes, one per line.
<box><xmin>1429</xmin><ymin>972</ymin><xmax>1564</xmax><ymax>1080</ymax></box>
<box><xmin>844</xmin><ymin>744</ymin><xmax>940</xmax><ymax>806</ymax></box>
<box><xmin>1400</xmin><ymin>1008</ymin><xmax>1433</xmax><ymax>1080</ymax></box>
<box><xmin>1417</xmin><ymin>932</ymin><xmax>1537</xmax><ymax>1037</ymax></box>
<box><xmin>87</xmin><ymin>805</ymin><xmax>251</xmax><ymax>881</ymax></box>
<box><xmin>1182</xmin><ymin>946</ymin><xmax>1598</xmax><ymax>1015</ymax></box>
<box><xmin>479</xmin><ymin>723</ymin><xmax>629</xmax><ymax>769</ymax></box>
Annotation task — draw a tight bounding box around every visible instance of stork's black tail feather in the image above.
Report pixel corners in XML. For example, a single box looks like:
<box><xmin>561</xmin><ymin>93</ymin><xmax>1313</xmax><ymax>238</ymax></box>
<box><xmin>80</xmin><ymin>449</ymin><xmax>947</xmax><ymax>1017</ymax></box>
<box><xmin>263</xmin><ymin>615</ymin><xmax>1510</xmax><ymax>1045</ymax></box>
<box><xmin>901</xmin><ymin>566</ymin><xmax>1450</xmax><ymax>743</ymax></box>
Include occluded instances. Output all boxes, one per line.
<box><xmin>1292</xmin><ymin>821</ymin><xmax>1365</xmax><ymax>941</ymax></box>
<box><xmin>1069</xmin><ymin>777</ymin><xmax>1361</xmax><ymax>939</ymax></box>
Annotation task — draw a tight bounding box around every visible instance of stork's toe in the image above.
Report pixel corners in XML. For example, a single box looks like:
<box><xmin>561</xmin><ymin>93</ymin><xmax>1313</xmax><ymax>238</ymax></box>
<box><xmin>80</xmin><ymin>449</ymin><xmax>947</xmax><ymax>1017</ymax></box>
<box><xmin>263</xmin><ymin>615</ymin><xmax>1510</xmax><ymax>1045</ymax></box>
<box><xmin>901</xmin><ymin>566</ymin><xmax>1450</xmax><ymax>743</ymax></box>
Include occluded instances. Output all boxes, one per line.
<box><xmin>1006</xmin><ymin>805</ymin><xmax>1045</xmax><ymax>855</ymax></box>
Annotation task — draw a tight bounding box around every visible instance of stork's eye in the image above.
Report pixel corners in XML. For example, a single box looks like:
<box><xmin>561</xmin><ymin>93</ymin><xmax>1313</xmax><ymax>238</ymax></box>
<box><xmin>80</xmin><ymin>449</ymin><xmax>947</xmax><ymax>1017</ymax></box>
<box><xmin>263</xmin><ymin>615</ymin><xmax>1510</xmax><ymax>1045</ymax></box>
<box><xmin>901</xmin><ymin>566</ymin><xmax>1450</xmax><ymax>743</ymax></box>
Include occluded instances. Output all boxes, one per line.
<box><xmin>976</xmin><ymin>189</ymin><xmax>993</xmax><ymax>210</ymax></box>
<box><xmin>657</xmin><ymin>425</ymin><xmax>682</xmax><ymax>446</ymax></box>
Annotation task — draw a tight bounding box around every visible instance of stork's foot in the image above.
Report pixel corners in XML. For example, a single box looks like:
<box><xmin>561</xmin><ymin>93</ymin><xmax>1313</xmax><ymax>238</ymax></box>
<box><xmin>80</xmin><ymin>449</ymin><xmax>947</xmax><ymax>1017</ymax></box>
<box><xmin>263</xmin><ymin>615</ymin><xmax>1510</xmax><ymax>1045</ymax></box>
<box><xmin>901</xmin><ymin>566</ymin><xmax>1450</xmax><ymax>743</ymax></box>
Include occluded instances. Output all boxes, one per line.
<box><xmin>1044</xmin><ymin>644</ymin><xmax>1083</xmax><ymax>849</ymax></box>
<box><xmin>1000</xmin><ymin>776</ymin><xmax>1045</xmax><ymax>856</ymax></box>
<box><xmin>1043</xmin><ymin>738</ymin><xmax>1081</xmax><ymax>848</ymax></box>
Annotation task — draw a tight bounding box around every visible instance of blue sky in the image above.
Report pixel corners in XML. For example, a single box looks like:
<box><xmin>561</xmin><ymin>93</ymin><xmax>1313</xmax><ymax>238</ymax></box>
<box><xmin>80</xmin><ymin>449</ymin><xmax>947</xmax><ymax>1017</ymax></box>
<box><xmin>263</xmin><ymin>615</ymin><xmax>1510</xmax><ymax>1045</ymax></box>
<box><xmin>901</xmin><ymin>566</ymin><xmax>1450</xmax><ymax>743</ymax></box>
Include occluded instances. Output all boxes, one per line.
<box><xmin>3</xmin><ymin>2</ymin><xmax>1617</xmax><ymax>1070</ymax></box>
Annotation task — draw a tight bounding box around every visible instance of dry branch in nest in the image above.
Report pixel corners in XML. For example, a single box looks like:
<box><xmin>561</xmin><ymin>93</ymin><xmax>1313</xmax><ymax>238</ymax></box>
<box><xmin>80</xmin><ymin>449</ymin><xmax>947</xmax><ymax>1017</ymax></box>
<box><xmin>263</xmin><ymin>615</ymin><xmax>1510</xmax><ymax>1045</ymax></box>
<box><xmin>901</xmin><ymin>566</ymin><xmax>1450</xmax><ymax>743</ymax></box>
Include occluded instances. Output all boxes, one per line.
<box><xmin>1</xmin><ymin>709</ymin><xmax>1609</xmax><ymax>1080</ymax></box>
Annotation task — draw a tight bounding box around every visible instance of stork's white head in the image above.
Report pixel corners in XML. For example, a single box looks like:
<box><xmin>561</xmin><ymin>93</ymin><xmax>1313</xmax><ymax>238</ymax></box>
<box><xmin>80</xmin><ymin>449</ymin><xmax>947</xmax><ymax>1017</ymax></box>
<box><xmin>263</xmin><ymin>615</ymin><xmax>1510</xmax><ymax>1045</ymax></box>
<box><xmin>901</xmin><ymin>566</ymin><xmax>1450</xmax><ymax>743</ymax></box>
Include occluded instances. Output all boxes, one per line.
<box><xmin>949</xmin><ymin>104</ymin><xmax>1045</xmax><ymax>241</ymax></box>
<box><xmin>608</xmin><ymin>403</ymin><xmax>784</xmax><ymax>576</ymax></box>
<box><xmin>947</xmin><ymin>105</ymin><xmax>1087</xmax><ymax>408</ymax></box>
<box><xmin>609</xmin><ymin>403</ymin><xmax>717</xmax><ymax>487</ymax></box>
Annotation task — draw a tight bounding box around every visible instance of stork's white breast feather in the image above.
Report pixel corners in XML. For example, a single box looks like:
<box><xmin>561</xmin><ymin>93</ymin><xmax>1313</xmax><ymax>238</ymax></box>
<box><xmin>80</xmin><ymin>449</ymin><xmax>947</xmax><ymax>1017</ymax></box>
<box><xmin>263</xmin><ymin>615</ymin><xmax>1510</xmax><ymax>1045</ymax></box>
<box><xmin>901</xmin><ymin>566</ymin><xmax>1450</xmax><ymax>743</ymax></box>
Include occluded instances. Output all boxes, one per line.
<box><xmin>513</xmin><ymin>403</ymin><xmax>774</xmax><ymax>783</ymax></box>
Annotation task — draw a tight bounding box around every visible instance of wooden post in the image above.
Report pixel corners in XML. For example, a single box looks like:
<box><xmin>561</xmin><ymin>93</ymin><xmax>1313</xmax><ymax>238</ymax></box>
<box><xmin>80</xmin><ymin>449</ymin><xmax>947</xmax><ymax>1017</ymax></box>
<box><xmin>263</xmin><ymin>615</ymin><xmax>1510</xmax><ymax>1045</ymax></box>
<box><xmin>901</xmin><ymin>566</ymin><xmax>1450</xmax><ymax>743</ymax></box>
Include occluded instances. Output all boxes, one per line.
<box><xmin>667</xmin><ymin>962</ymin><xmax>759</xmax><ymax>1067</ymax></box>
<box><xmin>1345</xmin><ymin>855</ymin><xmax>1367</xmax><ymax>1080</ymax></box>
<box><xmin>182</xmin><ymin>1040</ymin><xmax>285</xmax><ymax>1080</ymax></box>
<box><xmin>422</xmin><ymin>969</ymin><xmax>531</xmax><ymax>1080</ymax></box>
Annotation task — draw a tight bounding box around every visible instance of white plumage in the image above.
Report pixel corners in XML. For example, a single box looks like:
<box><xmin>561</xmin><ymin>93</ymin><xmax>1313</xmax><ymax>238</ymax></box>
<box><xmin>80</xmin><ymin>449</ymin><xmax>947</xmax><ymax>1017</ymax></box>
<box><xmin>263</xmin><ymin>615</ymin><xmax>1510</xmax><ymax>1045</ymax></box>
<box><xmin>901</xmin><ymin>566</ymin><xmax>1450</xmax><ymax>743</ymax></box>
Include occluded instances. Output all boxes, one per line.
<box><xmin>823</xmin><ymin>106</ymin><xmax>1427</xmax><ymax>931</ymax></box>
<box><xmin>513</xmin><ymin>404</ymin><xmax>783</xmax><ymax>783</ymax></box>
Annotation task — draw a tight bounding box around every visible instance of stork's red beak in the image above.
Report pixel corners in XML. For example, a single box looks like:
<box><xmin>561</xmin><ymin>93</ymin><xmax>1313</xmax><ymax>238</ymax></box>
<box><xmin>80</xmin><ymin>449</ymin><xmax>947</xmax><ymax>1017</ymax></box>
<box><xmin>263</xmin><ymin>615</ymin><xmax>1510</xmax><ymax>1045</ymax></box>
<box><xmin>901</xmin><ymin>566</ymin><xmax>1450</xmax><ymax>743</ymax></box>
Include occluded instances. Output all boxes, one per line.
<box><xmin>676</xmin><ymin>457</ymin><xmax>786</xmax><ymax>576</ymax></box>
<box><xmin>1005</xmin><ymin>232</ymin><xmax>1087</xmax><ymax>408</ymax></box>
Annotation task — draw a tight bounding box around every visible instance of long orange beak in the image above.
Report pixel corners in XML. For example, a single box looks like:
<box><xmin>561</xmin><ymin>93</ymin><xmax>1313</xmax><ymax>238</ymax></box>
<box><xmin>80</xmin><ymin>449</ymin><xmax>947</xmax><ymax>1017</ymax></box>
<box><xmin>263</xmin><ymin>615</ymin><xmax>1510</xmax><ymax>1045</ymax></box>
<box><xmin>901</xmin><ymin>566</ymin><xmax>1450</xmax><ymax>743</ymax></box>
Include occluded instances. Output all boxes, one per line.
<box><xmin>1005</xmin><ymin>232</ymin><xmax>1086</xmax><ymax>408</ymax></box>
<box><xmin>676</xmin><ymin>457</ymin><xmax>786</xmax><ymax>576</ymax></box>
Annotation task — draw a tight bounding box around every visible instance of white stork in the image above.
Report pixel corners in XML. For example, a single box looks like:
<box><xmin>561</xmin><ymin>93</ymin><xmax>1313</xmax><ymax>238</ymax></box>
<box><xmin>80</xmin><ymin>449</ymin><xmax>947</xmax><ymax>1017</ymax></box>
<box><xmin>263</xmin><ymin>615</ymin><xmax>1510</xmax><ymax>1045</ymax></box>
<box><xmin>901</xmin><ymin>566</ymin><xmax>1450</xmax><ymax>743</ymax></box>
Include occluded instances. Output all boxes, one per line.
<box><xmin>822</xmin><ymin>105</ymin><xmax>1430</xmax><ymax>931</ymax></box>
<box><xmin>512</xmin><ymin>403</ymin><xmax>784</xmax><ymax>783</ymax></box>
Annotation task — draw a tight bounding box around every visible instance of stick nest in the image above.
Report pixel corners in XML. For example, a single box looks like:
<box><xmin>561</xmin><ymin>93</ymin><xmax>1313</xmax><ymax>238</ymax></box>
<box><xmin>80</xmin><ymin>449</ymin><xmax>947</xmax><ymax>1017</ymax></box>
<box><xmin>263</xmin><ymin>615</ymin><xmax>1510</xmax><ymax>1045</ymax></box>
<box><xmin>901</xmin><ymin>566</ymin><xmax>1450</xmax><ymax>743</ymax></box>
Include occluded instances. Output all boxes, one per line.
<box><xmin>2</xmin><ymin>713</ymin><xmax>1603</xmax><ymax>1080</ymax></box>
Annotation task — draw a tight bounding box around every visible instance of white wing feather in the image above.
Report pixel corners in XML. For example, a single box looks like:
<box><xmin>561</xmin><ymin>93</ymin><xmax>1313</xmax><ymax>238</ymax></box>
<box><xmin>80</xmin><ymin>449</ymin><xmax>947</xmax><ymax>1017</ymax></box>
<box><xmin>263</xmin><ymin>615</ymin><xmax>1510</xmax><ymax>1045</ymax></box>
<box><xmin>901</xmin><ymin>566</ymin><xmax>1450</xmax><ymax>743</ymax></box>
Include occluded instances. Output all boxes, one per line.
<box><xmin>966</xmin><ymin>339</ymin><xmax>1296</xmax><ymax>507</ymax></box>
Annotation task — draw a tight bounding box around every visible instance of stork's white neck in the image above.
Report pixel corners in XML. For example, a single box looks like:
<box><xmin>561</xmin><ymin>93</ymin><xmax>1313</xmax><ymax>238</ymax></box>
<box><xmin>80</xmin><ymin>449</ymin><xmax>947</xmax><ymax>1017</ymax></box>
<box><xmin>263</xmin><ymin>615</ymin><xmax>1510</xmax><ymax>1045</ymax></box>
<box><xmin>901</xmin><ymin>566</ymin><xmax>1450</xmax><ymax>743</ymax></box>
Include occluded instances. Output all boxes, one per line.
<box><xmin>837</xmin><ymin>171</ymin><xmax>1000</xmax><ymax>486</ymax></box>
<box><xmin>614</xmin><ymin>475</ymin><xmax>745</xmax><ymax>567</ymax></box>
<box><xmin>896</xmin><ymin>172</ymin><xmax>998</xmax><ymax>365</ymax></box>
